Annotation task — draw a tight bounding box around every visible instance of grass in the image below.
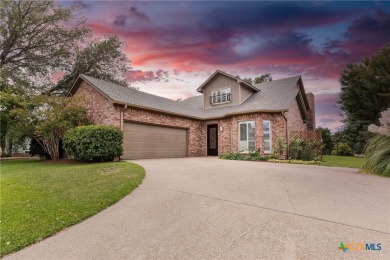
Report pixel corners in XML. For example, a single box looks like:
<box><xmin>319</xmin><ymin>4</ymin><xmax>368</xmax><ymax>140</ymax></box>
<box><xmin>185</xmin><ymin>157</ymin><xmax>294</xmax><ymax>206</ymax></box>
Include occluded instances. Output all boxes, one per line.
<box><xmin>266</xmin><ymin>155</ymin><xmax>367</xmax><ymax>169</ymax></box>
<box><xmin>0</xmin><ymin>159</ymin><xmax>145</xmax><ymax>256</ymax></box>
<box><xmin>320</xmin><ymin>155</ymin><xmax>367</xmax><ymax>168</ymax></box>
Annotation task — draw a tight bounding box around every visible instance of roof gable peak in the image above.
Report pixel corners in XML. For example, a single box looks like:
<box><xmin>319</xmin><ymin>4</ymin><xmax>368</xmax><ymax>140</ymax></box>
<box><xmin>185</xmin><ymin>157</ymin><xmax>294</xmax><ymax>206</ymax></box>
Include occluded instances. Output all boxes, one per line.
<box><xmin>196</xmin><ymin>70</ymin><xmax>258</xmax><ymax>93</ymax></box>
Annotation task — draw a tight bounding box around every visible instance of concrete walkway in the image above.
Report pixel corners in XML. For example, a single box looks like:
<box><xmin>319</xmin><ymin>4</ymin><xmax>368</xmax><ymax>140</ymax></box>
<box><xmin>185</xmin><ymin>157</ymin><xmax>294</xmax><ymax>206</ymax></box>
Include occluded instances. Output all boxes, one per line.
<box><xmin>6</xmin><ymin>158</ymin><xmax>390</xmax><ymax>259</ymax></box>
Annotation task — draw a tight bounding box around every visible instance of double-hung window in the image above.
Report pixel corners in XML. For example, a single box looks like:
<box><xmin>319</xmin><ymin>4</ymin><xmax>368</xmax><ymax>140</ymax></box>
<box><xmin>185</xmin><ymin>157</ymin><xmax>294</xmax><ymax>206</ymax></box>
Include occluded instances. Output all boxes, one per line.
<box><xmin>238</xmin><ymin>121</ymin><xmax>255</xmax><ymax>152</ymax></box>
<box><xmin>263</xmin><ymin>120</ymin><xmax>272</xmax><ymax>153</ymax></box>
<box><xmin>211</xmin><ymin>88</ymin><xmax>231</xmax><ymax>104</ymax></box>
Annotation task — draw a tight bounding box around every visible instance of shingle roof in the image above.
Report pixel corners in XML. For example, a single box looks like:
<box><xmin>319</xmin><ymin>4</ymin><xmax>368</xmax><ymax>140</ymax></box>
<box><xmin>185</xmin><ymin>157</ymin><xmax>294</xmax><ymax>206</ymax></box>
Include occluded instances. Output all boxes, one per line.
<box><xmin>75</xmin><ymin>74</ymin><xmax>302</xmax><ymax>120</ymax></box>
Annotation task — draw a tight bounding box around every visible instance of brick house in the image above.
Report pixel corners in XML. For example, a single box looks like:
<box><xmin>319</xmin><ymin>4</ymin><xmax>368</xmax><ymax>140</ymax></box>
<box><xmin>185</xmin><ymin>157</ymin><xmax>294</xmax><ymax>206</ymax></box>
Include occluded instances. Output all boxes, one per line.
<box><xmin>69</xmin><ymin>70</ymin><xmax>315</xmax><ymax>159</ymax></box>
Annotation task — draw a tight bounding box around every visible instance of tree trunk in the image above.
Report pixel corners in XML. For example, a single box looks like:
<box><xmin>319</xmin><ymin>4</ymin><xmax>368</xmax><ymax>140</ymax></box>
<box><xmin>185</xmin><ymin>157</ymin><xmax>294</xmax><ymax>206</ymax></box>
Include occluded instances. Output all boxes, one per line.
<box><xmin>0</xmin><ymin>139</ymin><xmax>7</xmax><ymax>156</ymax></box>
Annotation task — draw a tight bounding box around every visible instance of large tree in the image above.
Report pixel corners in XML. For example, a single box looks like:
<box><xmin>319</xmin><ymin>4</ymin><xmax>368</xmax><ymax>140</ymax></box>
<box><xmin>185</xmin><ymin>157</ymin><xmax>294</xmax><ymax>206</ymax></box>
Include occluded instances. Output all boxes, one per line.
<box><xmin>0</xmin><ymin>0</ymin><xmax>89</xmax><ymax>88</ymax></box>
<box><xmin>338</xmin><ymin>44</ymin><xmax>390</xmax><ymax>153</ymax></box>
<box><xmin>47</xmin><ymin>36</ymin><xmax>129</xmax><ymax>94</ymax></box>
<box><xmin>0</xmin><ymin>0</ymin><xmax>130</xmax><ymax>95</ymax></box>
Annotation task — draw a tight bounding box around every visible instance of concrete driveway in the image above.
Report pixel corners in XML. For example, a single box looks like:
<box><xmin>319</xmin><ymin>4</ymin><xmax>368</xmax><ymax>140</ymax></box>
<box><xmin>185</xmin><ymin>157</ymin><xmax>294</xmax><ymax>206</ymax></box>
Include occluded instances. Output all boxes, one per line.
<box><xmin>7</xmin><ymin>158</ymin><xmax>390</xmax><ymax>259</ymax></box>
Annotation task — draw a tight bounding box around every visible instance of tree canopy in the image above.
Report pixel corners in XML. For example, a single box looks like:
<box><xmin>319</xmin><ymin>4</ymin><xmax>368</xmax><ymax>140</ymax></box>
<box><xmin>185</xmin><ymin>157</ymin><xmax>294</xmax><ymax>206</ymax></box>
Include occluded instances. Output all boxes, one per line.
<box><xmin>338</xmin><ymin>44</ymin><xmax>390</xmax><ymax>153</ymax></box>
<box><xmin>238</xmin><ymin>73</ymin><xmax>273</xmax><ymax>85</ymax></box>
<box><xmin>0</xmin><ymin>0</ymin><xmax>130</xmax><ymax>95</ymax></box>
<box><xmin>254</xmin><ymin>73</ymin><xmax>273</xmax><ymax>84</ymax></box>
<box><xmin>48</xmin><ymin>36</ymin><xmax>129</xmax><ymax>94</ymax></box>
<box><xmin>0</xmin><ymin>0</ymin><xmax>89</xmax><ymax>88</ymax></box>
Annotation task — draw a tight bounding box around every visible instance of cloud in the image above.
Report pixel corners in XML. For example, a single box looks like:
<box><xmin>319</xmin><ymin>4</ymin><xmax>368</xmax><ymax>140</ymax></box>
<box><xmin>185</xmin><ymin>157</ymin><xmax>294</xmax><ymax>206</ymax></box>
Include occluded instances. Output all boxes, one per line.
<box><xmin>129</xmin><ymin>7</ymin><xmax>149</xmax><ymax>22</ymax></box>
<box><xmin>324</xmin><ymin>10</ymin><xmax>390</xmax><ymax>59</ymax></box>
<box><xmin>320</xmin><ymin>118</ymin><xmax>336</xmax><ymax>123</ymax></box>
<box><xmin>113</xmin><ymin>15</ymin><xmax>127</xmax><ymax>27</ymax></box>
<box><xmin>126</xmin><ymin>69</ymin><xmax>169</xmax><ymax>83</ymax></box>
<box><xmin>113</xmin><ymin>6</ymin><xmax>149</xmax><ymax>27</ymax></box>
<box><xmin>71</xmin><ymin>0</ymin><xmax>90</xmax><ymax>9</ymax></box>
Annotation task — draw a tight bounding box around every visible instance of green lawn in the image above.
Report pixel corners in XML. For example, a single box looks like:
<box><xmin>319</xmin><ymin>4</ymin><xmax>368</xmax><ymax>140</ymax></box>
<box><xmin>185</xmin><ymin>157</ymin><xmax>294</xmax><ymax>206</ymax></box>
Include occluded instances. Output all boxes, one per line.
<box><xmin>0</xmin><ymin>159</ymin><xmax>145</xmax><ymax>256</ymax></box>
<box><xmin>321</xmin><ymin>155</ymin><xmax>367</xmax><ymax>168</ymax></box>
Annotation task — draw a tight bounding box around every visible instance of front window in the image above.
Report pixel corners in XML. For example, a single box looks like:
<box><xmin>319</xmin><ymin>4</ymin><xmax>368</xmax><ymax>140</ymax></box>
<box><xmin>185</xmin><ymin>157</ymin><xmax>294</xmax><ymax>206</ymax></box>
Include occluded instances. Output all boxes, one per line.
<box><xmin>210</xmin><ymin>88</ymin><xmax>231</xmax><ymax>104</ymax></box>
<box><xmin>238</xmin><ymin>121</ymin><xmax>255</xmax><ymax>152</ymax></box>
<box><xmin>263</xmin><ymin>120</ymin><xmax>272</xmax><ymax>153</ymax></box>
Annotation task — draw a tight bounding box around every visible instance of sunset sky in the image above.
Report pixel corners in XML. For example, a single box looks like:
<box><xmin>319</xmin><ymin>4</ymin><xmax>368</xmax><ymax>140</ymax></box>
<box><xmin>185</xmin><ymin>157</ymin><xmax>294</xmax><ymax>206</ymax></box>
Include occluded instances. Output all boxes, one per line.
<box><xmin>64</xmin><ymin>1</ymin><xmax>390</xmax><ymax>131</ymax></box>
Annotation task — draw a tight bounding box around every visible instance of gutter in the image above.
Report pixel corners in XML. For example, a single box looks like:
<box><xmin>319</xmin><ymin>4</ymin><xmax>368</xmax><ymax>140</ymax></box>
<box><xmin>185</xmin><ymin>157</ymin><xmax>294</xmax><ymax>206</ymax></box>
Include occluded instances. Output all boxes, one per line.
<box><xmin>113</xmin><ymin>101</ymin><xmax>287</xmax><ymax>121</ymax></box>
<box><xmin>282</xmin><ymin>111</ymin><xmax>289</xmax><ymax>159</ymax></box>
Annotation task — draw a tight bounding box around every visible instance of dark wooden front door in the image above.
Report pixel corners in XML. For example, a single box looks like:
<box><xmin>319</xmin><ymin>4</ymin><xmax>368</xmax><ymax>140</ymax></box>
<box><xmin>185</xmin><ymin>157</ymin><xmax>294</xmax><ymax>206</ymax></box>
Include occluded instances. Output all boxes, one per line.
<box><xmin>207</xmin><ymin>124</ymin><xmax>218</xmax><ymax>156</ymax></box>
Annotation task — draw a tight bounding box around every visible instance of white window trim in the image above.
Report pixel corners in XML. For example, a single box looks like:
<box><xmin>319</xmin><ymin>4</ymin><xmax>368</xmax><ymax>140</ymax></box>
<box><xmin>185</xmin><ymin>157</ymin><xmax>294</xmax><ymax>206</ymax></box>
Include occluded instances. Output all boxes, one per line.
<box><xmin>238</xmin><ymin>121</ymin><xmax>255</xmax><ymax>153</ymax></box>
<box><xmin>211</xmin><ymin>87</ymin><xmax>231</xmax><ymax>105</ymax></box>
<box><xmin>263</xmin><ymin>120</ymin><xmax>272</xmax><ymax>154</ymax></box>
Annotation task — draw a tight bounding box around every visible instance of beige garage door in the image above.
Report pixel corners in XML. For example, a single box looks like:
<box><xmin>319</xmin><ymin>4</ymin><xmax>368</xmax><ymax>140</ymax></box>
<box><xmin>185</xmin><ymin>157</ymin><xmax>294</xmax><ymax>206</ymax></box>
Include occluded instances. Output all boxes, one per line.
<box><xmin>123</xmin><ymin>122</ymin><xmax>187</xmax><ymax>159</ymax></box>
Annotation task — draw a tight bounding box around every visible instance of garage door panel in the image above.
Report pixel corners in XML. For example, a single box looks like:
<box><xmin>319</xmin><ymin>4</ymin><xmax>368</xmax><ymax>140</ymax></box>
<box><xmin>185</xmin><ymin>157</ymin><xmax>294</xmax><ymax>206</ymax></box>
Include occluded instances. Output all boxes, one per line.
<box><xmin>123</xmin><ymin>122</ymin><xmax>187</xmax><ymax>159</ymax></box>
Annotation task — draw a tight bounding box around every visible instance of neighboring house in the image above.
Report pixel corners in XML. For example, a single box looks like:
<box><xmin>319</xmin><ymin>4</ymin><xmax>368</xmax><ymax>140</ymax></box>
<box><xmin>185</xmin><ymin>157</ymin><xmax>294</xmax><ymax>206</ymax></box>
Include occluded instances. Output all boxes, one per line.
<box><xmin>68</xmin><ymin>70</ymin><xmax>315</xmax><ymax>159</ymax></box>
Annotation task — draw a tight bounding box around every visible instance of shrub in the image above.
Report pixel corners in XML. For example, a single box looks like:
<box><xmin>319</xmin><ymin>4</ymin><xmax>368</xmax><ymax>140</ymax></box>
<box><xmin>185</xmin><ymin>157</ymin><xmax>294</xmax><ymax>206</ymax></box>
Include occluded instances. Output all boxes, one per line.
<box><xmin>363</xmin><ymin>135</ymin><xmax>390</xmax><ymax>176</ymax></box>
<box><xmin>301</xmin><ymin>140</ymin><xmax>314</xmax><ymax>161</ymax></box>
<box><xmin>275</xmin><ymin>138</ymin><xmax>287</xmax><ymax>157</ymax></box>
<box><xmin>290</xmin><ymin>138</ymin><xmax>301</xmax><ymax>160</ymax></box>
<box><xmin>64</xmin><ymin>125</ymin><xmax>123</xmax><ymax>162</ymax></box>
<box><xmin>219</xmin><ymin>152</ymin><xmax>245</xmax><ymax>160</ymax></box>
<box><xmin>332</xmin><ymin>143</ymin><xmax>354</xmax><ymax>156</ymax></box>
<box><xmin>364</xmin><ymin>108</ymin><xmax>390</xmax><ymax>176</ymax></box>
<box><xmin>219</xmin><ymin>151</ymin><xmax>270</xmax><ymax>161</ymax></box>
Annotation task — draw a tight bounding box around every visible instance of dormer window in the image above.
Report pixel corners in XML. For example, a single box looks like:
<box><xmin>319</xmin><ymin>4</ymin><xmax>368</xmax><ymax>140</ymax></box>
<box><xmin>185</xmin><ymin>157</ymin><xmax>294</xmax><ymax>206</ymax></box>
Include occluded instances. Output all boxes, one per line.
<box><xmin>210</xmin><ymin>88</ymin><xmax>231</xmax><ymax>104</ymax></box>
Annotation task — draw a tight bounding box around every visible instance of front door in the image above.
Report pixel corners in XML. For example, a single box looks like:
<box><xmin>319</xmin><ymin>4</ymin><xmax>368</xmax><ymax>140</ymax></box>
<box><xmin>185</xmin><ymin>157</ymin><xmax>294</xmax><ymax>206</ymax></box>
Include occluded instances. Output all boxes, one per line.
<box><xmin>207</xmin><ymin>124</ymin><xmax>218</xmax><ymax>156</ymax></box>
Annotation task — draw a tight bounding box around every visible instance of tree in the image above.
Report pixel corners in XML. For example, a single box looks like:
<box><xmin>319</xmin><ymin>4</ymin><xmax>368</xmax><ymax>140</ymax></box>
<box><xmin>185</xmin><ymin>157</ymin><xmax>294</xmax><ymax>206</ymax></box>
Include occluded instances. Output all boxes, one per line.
<box><xmin>31</xmin><ymin>95</ymin><xmax>90</xmax><ymax>159</ymax></box>
<box><xmin>254</xmin><ymin>73</ymin><xmax>272</xmax><ymax>83</ymax></box>
<box><xmin>47</xmin><ymin>36</ymin><xmax>129</xmax><ymax>95</ymax></box>
<box><xmin>338</xmin><ymin>44</ymin><xmax>390</xmax><ymax>153</ymax></box>
<box><xmin>317</xmin><ymin>127</ymin><xmax>333</xmax><ymax>155</ymax></box>
<box><xmin>0</xmin><ymin>0</ymin><xmax>89</xmax><ymax>90</ymax></box>
<box><xmin>239</xmin><ymin>73</ymin><xmax>273</xmax><ymax>85</ymax></box>
<box><xmin>0</xmin><ymin>81</ymin><xmax>31</xmax><ymax>155</ymax></box>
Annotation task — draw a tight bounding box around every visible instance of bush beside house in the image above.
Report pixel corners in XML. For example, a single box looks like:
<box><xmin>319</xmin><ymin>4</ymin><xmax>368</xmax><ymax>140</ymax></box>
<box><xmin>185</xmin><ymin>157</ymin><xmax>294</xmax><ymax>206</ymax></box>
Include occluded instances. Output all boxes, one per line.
<box><xmin>64</xmin><ymin>125</ymin><xmax>123</xmax><ymax>162</ymax></box>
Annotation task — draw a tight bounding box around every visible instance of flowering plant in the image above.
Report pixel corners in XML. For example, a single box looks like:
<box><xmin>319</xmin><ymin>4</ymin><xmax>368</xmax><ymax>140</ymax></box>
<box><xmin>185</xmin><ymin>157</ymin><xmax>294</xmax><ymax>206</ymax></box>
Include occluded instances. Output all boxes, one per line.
<box><xmin>368</xmin><ymin>108</ymin><xmax>390</xmax><ymax>136</ymax></box>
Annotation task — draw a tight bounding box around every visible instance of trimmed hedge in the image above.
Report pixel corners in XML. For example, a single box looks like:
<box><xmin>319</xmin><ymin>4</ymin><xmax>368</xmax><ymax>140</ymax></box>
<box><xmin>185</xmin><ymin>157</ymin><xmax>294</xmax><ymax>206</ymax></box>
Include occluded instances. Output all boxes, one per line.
<box><xmin>64</xmin><ymin>125</ymin><xmax>123</xmax><ymax>162</ymax></box>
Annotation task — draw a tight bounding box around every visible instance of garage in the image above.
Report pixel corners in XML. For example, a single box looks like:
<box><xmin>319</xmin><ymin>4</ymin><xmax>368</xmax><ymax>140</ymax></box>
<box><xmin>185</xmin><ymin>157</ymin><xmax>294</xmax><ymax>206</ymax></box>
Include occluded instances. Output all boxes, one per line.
<box><xmin>122</xmin><ymin>122</ymin><xmax>187</xmax><ymax>159</ymax></box>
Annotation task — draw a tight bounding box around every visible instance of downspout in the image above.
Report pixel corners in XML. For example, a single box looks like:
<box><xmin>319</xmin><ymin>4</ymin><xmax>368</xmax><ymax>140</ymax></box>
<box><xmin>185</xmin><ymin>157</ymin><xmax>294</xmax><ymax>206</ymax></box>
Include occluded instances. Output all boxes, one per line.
<box><xmin>120</xmin><ymin>110</ymin><xmax>123</xmax><ymax>131</ymax></box>
<box><xmin>230</xmin><ymin>124</ymin><xmax>232</xmax><ymax>153</ymax></box>
<box><xmin>282</xmin><ymin>111</ymin><xmax>289</xmax><ymax>159</ymax></box>
<box><xmin>120</xmin><ymin>105</ymin><xmax>128</xmax><ymax>131</ymax></box>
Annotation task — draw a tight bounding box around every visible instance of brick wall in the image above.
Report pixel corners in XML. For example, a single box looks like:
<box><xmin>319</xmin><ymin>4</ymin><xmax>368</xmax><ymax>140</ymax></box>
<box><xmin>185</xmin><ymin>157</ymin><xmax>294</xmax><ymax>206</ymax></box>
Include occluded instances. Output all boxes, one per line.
<box><xmin>306</xmin><ymin>92</ymin><xmax>316</xmax><ymax>130</ymax></box>
<box><xmin>286</xmin><ymin>98</ymin><xmax>306</xmax><ymax>134</ymax></box>
<box><xmin>216</xmin><ymin>112</ymin><xmax>286</xmax><ymax>155</ymax></box>
<box><xmin>75</xmin><ymin>81</ymin><xmax>121</xmax><ymax>128</ymax></box>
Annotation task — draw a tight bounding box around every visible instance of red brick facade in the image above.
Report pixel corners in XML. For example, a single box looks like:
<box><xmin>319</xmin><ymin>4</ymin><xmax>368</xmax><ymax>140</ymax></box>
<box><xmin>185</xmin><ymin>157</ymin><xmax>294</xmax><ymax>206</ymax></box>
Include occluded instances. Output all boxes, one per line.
<box><xmin>306</xmin><ymin>92</ymin><xmax>316</xmax><ymax>131</ymax></box>
<box><xmin>75</xmin><ymin>81</ymin><xmax>310</xmax><ymax>157</ymax></box>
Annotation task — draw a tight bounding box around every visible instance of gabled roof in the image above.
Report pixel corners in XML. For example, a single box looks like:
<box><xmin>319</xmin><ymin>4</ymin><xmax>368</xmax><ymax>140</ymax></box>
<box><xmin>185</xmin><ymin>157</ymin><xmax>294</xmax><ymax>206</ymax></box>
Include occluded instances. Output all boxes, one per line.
<box><xmin>68</xmin><ymin>73</ymin><xmax>306</xmax><ymax>120</ymax></box>
<box><xmin>196</xmin><ymin>70</ymin><xmax>259</xmax><ymax>93</ymax></box>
